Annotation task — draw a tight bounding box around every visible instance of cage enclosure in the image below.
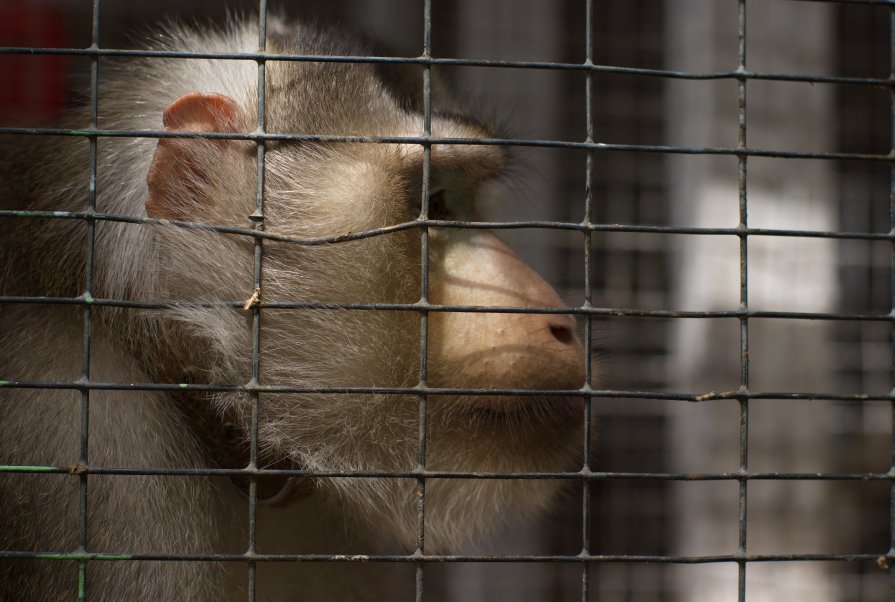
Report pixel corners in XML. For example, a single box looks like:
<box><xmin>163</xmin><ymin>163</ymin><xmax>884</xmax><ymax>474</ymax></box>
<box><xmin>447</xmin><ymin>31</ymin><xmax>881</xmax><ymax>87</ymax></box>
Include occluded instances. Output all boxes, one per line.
<box><xmin>0</xmin><ymin>1</ymin><xmax>892</xmax><ymax>601</ymax></box>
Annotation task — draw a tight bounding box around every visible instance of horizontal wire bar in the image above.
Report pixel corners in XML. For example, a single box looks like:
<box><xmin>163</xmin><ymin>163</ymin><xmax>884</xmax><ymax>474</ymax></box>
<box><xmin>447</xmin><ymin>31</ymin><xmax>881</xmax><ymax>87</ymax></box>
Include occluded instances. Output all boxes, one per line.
<box><xmin>1</xmin><ymin>465</ymin><xmax>893</xmax><ymax>481</ymax></box>
<box><xmin>0</xmin><ymin>550</ymin><xmax>889</xmax><ymax>565</ymax></box>
<box><xmin>0</xmin><ymin>379</ymin><xmax>890</xmax><ymax>402</ymax></box>
<box><xmin>0</xmin><ymin>127</ymin><xmax>891</xmax><ymax>163</ymax></box>
<box><xmin>1</xmin><ymin>294</ymin><xmax>890</xmax><ymax>323</ymax></box>
<box><xmin>0</xmin><ymin>46</ymin><xmax>891</xmax><ymax>88</ymax></box>
<box><xmin>3</xmin><ymin>208</ymin><xmax>894</xmax><ymax>244</ymax></box>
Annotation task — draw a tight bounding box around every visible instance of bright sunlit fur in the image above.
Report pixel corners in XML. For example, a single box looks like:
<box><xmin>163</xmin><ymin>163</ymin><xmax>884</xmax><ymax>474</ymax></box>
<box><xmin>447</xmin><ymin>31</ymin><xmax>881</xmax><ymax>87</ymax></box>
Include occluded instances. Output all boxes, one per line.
<box><xmin>0</xmin><ymin>15</ymin><xmax>585</xmax><ymax>601</ymax></box>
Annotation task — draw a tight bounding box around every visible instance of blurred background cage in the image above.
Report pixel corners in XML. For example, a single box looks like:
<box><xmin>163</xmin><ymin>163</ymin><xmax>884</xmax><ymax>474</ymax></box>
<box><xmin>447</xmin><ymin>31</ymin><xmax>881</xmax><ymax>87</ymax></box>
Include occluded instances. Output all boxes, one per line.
<box><xmin>1</xmin><ymin>0</ymin><xmax>892</xmax><ymax>600</ymax></box>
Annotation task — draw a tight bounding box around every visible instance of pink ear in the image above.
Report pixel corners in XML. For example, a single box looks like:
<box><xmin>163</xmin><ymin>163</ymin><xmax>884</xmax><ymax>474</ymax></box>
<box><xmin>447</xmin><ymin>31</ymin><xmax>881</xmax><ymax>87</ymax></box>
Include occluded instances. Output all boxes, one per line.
<box><xmin>162</xmin><ymin>92</ymin><xmax>239</xmax><ymax>132</ymax></box>
<box><xmin>146</xmin><ymin>93</ymin><xmax>241</xmax><ymax>220</ymax></box>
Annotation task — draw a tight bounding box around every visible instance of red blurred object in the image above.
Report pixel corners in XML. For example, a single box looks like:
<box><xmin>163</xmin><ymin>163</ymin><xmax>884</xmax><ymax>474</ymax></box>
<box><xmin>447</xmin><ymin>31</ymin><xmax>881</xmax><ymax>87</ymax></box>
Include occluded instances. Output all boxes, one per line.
<box><xmin>0</xmin><ymin>2</ymin><xmax>70</xmax><ymax>125</ymax></box>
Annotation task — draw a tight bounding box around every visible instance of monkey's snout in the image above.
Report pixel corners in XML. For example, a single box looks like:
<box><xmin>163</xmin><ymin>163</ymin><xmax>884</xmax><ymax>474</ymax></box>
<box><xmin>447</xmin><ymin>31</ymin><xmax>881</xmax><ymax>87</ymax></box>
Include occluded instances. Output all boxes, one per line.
<box><xmin>540</xmin><ymin>311</ymin><xmax>579</xmax><ymax>348</ymax></box>
<box><xmin>427</xmin><ymin>229</ymin><xmax>586</xmax><ymax>402</ymax></box>
<box><xmin>523</xmin><ymin>311</ymin><xmax>583</xmax><ymax>365</ymax></box>
<box><xmin>428</xmin><ymin>308</ymin><xmax>585</xmax><ymax>408</ymax></box>
<box><xmin>516</xmin><ymin>311</ymin><xmax>586</xmax><ymax>386</ymax></box>
<box><xmin>549</xmin><ymin>322</ymin><xmax>575</xmax><ymax>345</ymax></box>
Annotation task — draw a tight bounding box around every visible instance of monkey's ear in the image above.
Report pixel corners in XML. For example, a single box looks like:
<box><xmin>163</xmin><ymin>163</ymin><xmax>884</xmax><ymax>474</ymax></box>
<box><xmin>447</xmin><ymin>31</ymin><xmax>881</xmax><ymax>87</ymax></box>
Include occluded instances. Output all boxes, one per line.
<box><xmin>146</xmin><ymin>93</ymin><xmax>241</xmax><ymax>220</ymax></box>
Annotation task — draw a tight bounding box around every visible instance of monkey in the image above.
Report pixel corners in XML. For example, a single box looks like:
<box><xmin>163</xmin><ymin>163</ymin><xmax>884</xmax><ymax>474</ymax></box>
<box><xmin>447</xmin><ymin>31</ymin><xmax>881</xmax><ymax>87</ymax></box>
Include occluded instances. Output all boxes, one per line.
<box><xmin>0</xmin><ymin>15</ymin><xmax>586</xmax><ymax>601</ymax></box>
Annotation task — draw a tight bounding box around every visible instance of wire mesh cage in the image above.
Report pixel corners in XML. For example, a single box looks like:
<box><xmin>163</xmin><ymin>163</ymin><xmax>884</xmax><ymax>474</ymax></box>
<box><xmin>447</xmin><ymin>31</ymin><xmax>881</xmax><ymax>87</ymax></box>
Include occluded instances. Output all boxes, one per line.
<box><xmin>0</xmin><ymin>1</ymin><xmax>892</xmax><ymax>601</ymax></box>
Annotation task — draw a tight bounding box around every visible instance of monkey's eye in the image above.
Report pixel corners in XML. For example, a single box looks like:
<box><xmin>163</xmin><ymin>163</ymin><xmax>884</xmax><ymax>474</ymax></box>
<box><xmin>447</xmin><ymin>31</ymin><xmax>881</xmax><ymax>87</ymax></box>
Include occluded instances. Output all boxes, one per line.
<box><xmin>411</xmin><ymin>187</ymin><xmax>449</xmax><ymax>218</ymax></box>
<box><xmin>428</xmin><ymin>189</ymin><xmax>448</xmax><ymax>218</ymax></box>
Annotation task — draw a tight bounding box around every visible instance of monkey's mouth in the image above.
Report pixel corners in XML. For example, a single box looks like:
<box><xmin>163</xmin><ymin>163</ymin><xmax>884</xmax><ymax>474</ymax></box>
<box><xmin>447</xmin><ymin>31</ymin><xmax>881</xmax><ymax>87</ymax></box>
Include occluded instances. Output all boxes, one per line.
<box><xmin>450</xmin><ymin>394</ymin><xmax>585</xmax><ymax>428</ymax></box>
<box><xmin>426</xmin><ymin>394</ymin><xmax>585</xmax><ymax>473</ymax></box>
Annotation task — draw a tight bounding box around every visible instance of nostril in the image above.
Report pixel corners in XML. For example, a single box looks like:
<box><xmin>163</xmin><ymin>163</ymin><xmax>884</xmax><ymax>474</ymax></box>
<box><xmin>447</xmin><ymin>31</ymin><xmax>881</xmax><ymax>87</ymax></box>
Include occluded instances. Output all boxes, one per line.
<box><xmin>549</xmin><ymin>323</ymin><xmax>574</xmax><ymax>345</ymax></box>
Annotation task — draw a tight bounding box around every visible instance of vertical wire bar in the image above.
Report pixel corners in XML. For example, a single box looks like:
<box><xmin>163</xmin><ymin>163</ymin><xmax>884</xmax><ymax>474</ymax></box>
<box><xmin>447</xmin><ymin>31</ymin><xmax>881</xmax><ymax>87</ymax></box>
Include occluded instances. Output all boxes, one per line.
<box><xmin>247</xmin><ymin>3</ymin><xmax>269</xmax><ymax>601</ymax></box>
<box><xmin>581</xmin><ymin>1</ymin><xmax>595</xmax><ymax>600</ymax></box>
<box><xmin>888</xmin><ymin>7</ymin><xmax>895</xmax><ymax>600</ymax></box>
<box><xmin>416</xmin><ymin>2</ymin><xmax>433</xmax><ymax>601</ymax></box>
<box><xmin>735</xmin><ymin>2</ymin><xmax>750</xmax><ymax>602</ymax></box>
<box><xmin>78</xmin><ymin>1</ymin><xmax>101</xmax><ymax>598</ymax></box>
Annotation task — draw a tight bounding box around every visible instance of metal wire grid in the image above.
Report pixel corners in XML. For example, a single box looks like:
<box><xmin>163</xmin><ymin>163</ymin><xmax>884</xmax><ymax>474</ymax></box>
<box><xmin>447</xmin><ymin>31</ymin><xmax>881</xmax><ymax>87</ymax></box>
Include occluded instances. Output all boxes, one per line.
<box><xmin>0</xmin><ymin>0</ymin><xmax>892</xmax><ymax>600</ymax></box>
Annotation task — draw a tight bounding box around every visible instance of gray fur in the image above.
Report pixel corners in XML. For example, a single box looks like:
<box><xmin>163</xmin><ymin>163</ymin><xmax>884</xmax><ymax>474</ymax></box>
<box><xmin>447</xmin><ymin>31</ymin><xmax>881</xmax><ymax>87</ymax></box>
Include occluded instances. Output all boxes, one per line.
<box><xmin>0</xmin><ymin>15</ymin><xmax>584</xmax><ymax>600</ymax></box>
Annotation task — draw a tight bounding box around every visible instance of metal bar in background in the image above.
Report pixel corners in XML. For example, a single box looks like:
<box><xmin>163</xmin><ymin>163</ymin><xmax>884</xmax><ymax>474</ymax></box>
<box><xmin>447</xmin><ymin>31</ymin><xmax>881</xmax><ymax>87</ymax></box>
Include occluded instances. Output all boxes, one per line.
<box><xmin>736</xmin><ymin>2</ymin><xmax>751</xmax><ymax>601</ymax></box>
<box><xmin>3</xmin><ymin>465</ymin><xmax>895</xmax><ymax>482</ymax></box>
<box><xmin>0</xmin><ymin>549</ymin><xmax>889</xmax><ymax>564</ymax></box>
<box><xmin>76</xmin><ymin>1</ymin><xmax>102</xmax><ymax>598</ymax></box>
<box><xmin>7</xmin><ymin>211</ymin><xmax>895</xmax><ymax>246</ymax></box>
<box><xmin>3</xmin><ymin>43</ymin><xmax>895</xmax><ymax>88</ymax></box>
<box><xmin>415</xmin><ymin>1</ymin><xmax>434</xmax><ymax>600</ymax></box>
<box><xmin>0</xmin><ymin>381</ymin><xmax>891</xmax><ymax>404</ymax></box>
<box><xmin>582</xmin><ymin>0</ymin><xmax>595</xmax><ymax>600</ymax></box>
<box><xmin>245</xmin><ymin>2</ymin><xmax>270</xmax><ymax>599</ymax></box>
<box><xmin>888</xmin><ymin>4</ymin><xmax>895</xmax><ymax>601</ymax></box>
<box><xmin>0</xmin><ymin>124</ymin><xmax>891</xmax><ymax>163</ymax></box>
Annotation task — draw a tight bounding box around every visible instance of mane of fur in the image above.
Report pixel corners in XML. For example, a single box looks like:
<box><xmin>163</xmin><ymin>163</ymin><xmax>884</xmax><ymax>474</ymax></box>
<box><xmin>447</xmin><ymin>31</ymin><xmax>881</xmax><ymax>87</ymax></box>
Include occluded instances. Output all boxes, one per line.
<box><xmin>0</xmin><ymin>16</ymin><xmax>581</xmax><ymax>600</ymax></box>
